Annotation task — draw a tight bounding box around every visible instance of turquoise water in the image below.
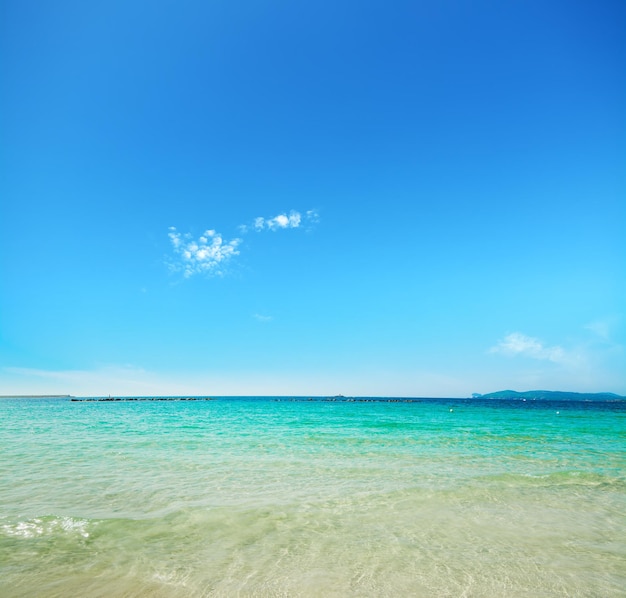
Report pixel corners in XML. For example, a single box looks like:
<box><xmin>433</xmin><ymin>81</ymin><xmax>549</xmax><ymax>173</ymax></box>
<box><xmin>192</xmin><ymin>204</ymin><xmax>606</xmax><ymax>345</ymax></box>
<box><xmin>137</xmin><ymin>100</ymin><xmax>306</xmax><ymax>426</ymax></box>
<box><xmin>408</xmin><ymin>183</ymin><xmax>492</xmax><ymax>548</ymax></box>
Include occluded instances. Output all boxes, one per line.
<box><xmin>1</xmin><ymin>397</ymin><xmax>624</xmax><ymax>597</ymax></box>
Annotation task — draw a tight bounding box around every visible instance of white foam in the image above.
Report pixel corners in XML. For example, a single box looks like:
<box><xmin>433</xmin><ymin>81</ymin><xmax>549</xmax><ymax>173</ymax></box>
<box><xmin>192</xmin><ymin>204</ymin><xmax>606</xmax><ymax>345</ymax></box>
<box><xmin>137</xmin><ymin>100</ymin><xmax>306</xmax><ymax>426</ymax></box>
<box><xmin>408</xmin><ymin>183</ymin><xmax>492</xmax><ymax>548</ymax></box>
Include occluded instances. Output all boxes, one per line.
<box><xmin>2</xmin><ymin>516</ymin><xmax>90</xmax><ymax>539</ymax></box>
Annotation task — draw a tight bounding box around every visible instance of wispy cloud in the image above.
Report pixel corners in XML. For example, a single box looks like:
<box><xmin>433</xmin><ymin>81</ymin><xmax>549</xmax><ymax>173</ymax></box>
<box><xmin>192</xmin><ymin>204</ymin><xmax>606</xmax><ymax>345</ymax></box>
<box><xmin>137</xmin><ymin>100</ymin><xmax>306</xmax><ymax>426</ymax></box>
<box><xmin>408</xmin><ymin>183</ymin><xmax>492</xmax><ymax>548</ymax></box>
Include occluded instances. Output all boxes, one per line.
<box><xmin>489</xmin><ymin>332</ymin><xmax>568</xmax><ymax>364</ymax></box>
<box><xmin>1</xmin><ymin>365</ymin><xmax>198</xmax><ymax>397</ymax></box>
<box><xmin>170</xmin><ymin>209</ymin><xmax>319</xmax><ymax>277</ymax></box>
<box><xmin>239</xmin><ymin>210</ymin><xmax>319</xmax><ymax>234</ymax></box>
<box><xmin>253</xmin><ymin>313</ymin><xmax>273</xmax><ymax>322</ymax></box>
<box><xmin>255</xmin><ymin>211</ymin><xmax>301</xmax><ymax>231</ymax></box>
<box><xmin>487</xmin><ymin>329</ymin><xmax>626</xmax><ymax>391</ymax></box>
<box><xmin>584</xmin><ymin>317</ymin><xmax>622</xmax><ymax>346</ymax></box>
<box><xmin>168</xmin><ymin>227</ymin><xmax>241</xmax><ymax>278</ymax></box>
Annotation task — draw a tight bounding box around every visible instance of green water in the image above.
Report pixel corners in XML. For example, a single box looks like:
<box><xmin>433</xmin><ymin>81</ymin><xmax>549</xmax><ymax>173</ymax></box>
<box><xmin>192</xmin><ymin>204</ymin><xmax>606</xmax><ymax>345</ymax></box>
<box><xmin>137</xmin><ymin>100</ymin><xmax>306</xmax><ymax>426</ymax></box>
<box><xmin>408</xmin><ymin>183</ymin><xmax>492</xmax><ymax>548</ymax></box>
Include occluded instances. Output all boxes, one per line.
<box><xmin>1</xmin><ymin>397</ymin><xmax>624</xmax><ymax>597</ymax></box>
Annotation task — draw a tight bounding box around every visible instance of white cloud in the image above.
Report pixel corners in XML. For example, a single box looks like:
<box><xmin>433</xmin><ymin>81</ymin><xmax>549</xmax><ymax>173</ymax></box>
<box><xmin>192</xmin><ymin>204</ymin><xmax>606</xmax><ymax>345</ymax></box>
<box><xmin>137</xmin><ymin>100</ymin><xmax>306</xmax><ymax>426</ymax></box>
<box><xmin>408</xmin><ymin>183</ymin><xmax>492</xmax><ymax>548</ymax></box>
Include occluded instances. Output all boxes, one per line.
<box><xmin>168</xmin><ymin>210</ymin><xmax>318</xmax><ymax>278</ymax></box>
<box><xmin>252</xmin><ymin>211</ymin><xmax>302</xmax><ymax>231</ymax></box>
<box><xmin>168</xmin><ymin>227</ymin><xmax>240</xmax><ymax>278</ymax></box>
<box><xmin>487</xmin><ymin>327</ymin><xmax>626</xmax><ymax>392</ymax></box>
<box><xmin>249</xmin><ymin>209</ymin><xmax>318</xmax><ymax>232</ymax></box>
<box><xmin>489</xmin><ymin>332</ymin><xmax>568</xmax><ymax>364</ymax></box>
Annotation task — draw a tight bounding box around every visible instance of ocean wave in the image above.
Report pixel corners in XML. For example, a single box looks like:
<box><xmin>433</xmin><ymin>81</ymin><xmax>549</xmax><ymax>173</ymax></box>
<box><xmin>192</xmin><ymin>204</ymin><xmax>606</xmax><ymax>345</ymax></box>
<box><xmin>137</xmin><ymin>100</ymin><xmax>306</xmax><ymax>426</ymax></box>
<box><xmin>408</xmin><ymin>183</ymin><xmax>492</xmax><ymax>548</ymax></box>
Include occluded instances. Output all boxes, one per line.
<box><xmin>1</xmin><ymin>515</ymin><xmax>92</xmax><ymax>540</ymax></box>
<box><xmin>479</xmin><ymin>470</ymin><xmax>626</xmax><ymax>489</ymax></box>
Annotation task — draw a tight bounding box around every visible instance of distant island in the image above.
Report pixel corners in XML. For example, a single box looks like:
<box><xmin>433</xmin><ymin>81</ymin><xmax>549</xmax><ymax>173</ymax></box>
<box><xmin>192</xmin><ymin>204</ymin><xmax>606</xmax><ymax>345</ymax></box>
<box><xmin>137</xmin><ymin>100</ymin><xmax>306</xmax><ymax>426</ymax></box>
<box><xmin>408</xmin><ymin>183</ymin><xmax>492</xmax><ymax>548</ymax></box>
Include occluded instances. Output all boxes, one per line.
<box><xmin>473</xmin><ymin>390</ymin><xmax>626</xmax><ymax>401</ymax></box>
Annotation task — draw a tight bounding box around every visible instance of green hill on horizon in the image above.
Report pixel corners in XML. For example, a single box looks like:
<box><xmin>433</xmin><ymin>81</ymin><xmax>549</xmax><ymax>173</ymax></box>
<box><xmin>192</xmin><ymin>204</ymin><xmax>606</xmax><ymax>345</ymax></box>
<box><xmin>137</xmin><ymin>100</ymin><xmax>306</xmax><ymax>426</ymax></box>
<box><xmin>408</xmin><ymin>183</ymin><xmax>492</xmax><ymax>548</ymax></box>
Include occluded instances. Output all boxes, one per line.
<box><xmin>476</xmin><ymin>390</ymin><xmax>625</xmax><ymax>401</ymax></box>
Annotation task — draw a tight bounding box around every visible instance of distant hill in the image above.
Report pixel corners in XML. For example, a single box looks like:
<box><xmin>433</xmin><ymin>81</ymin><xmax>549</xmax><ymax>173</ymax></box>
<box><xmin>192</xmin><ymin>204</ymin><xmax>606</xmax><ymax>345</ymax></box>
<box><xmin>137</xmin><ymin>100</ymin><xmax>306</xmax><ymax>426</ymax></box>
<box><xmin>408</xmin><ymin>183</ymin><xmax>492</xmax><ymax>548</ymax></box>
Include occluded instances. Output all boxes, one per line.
<box><xmin>476</xmin><ymin>390</ymin><xmax>626</xmax><ymax>401</ymax></box>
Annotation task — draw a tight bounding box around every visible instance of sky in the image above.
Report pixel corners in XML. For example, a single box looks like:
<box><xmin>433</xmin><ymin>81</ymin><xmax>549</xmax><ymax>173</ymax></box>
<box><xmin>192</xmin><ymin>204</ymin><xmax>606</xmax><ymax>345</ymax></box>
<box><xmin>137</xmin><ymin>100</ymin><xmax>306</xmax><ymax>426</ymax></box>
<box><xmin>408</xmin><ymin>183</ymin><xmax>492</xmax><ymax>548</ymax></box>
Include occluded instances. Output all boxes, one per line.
<box><xmin>1</xmin><ymin>0</ymin><xmax>624</xmax><ymax>397</ymax></box>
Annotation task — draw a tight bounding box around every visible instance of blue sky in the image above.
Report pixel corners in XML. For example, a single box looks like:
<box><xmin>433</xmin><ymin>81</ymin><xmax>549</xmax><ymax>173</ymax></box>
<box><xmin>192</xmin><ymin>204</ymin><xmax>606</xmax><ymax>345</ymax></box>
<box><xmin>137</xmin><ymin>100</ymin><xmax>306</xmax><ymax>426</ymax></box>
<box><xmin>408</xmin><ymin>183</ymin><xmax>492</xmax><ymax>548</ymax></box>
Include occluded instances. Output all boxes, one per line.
<box><xmin>1</xmin><ymin>0</ymin><xmax>624</xmax><ymax>397</ymax></box>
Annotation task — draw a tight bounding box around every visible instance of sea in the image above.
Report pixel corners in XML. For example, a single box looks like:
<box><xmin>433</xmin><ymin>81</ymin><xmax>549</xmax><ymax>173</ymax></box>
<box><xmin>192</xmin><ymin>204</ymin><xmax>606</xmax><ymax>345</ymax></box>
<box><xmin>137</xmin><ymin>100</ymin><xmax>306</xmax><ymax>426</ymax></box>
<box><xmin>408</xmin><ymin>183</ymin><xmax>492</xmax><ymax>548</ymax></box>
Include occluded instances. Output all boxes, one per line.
<box><xmin>1</xmin><ymin>396</ymin><xmax>624</xmax><ymax>597</ymax></box>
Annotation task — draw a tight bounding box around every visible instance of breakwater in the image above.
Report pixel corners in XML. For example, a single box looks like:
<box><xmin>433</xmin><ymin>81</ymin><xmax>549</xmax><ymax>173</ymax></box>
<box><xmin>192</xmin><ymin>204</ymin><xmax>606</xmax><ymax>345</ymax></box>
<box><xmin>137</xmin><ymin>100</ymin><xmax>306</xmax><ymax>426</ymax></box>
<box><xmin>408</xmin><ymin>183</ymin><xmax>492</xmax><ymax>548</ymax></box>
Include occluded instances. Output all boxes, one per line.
<box><xmin>70</xmin><ymin>396</ymin><xmax>213</xmax><ymax>402</ymax></box>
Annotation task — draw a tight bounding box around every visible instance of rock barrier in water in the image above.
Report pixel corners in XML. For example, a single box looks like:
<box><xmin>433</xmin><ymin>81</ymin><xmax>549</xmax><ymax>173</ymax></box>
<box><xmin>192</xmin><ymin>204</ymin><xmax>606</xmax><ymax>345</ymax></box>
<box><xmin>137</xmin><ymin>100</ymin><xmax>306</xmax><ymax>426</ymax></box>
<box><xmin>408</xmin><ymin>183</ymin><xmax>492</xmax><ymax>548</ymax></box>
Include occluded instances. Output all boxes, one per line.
<box><xmin>70</xmin><ymin>397</ymin><xmax>213</xmax><ymax>402</ymax></box>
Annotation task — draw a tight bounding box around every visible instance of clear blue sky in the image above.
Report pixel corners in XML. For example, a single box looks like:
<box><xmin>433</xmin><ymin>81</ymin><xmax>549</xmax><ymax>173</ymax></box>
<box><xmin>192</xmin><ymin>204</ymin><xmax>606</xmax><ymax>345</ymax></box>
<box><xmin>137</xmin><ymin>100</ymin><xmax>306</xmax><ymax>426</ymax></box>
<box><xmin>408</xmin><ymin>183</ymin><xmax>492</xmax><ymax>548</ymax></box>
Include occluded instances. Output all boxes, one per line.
<box><xmin>1</xmin><ymin>0</ymin><xmax>624</xmax><ymax>397</ymax></box>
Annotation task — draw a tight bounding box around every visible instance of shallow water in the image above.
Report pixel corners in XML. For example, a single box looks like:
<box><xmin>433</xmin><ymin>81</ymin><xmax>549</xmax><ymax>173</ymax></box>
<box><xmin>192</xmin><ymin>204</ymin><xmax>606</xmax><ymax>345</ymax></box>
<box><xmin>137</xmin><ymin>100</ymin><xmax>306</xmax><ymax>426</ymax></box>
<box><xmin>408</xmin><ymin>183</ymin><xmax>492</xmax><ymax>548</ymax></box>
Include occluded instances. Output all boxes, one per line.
<box><xmin>1</xmin><ymin>397</ymin><xmax>624</xmax><ymax>596</ymax></box>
